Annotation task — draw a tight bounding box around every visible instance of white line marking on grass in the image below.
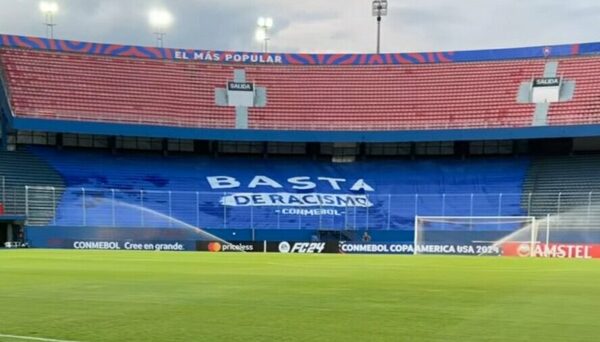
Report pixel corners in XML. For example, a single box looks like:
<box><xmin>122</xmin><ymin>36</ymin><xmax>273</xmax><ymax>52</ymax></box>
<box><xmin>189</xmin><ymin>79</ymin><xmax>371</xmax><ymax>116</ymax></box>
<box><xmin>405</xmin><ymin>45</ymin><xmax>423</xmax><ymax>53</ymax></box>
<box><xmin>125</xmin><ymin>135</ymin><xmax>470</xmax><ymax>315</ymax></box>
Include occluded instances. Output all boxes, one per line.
<box><xmin>0</xmin><ymin>333</ymin><xmax>81</xmax><ymax>342</ymax></box>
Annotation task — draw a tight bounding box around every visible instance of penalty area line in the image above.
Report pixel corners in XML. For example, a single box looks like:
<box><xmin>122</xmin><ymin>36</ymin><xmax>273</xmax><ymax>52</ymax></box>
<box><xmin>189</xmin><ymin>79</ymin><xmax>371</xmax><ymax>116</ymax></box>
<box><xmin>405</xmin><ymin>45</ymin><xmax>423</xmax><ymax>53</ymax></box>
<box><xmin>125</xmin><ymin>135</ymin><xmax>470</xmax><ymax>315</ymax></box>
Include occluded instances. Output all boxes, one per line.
<box><xmin>0</xmin><ymin>333</ymin><xmax>81</xmax><ymax>342</ymax></box>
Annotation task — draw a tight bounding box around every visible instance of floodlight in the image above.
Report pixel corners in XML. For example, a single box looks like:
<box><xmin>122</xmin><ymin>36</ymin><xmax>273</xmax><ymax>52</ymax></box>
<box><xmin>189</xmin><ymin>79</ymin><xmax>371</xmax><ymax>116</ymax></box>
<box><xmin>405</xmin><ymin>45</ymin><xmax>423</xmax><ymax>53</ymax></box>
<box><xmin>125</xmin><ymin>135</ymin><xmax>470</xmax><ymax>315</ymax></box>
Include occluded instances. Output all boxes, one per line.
<box><xmin>149</xmin><ymin>9</ymin><xmax>173</xmax><ymax>48</ymax></box>
<box><xmin>39</xmin><ymin>1</ymin><xmax>59</xmax><ymax>15</ymax></box>
<box><xmin>40</xmin><ymin>1</ymin><xmax>59</xmax><ymax>39</ymax></box>
<box><xmin>149</xmin><ymin>9</ymin><xmax>173</xmax><ymax>29</ymax></box>
<box><xmin>265</xmin><ymin>17</ymin><xmax>273</xmax><ymax>28</ymax></box>
<box><xmin>256</xmin><ymin>16</ymin><xmax>274</xmax><ymax>52</ymax></box>
<box><xmin>372</xmin><ymin>0</ymin><xmax>388</xmax><ymax>53</ymax></box>
<box><xmin>258</xmin><ymin>17</ymin><xmax>273</xmax><ymax>28</ymax></box>
<box><xmin>372</xmin><ymin>0</ymin><xmax>388</xmax><ymax>17</ymax></box>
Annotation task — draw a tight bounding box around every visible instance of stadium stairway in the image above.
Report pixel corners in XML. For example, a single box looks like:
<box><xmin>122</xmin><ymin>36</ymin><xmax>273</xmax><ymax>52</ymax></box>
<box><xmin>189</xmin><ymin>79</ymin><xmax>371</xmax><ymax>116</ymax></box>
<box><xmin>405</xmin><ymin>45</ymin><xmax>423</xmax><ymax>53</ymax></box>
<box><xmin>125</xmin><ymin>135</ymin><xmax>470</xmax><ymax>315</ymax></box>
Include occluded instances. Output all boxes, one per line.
<box><xmin>0</xmin><ymin>148</ymin><xmax>65</xmax><ymax>224</ymax></box>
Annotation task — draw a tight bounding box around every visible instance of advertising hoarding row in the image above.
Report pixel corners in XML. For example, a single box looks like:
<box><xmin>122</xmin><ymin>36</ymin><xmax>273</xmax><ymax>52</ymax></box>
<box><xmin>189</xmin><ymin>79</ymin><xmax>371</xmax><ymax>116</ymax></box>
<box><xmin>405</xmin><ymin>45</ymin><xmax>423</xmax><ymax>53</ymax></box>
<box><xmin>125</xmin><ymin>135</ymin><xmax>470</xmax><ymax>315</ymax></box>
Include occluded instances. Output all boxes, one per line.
<box><xmin>37</xmin><ymin>239</ymin><xmax>600</xmax><ymax>259</ymax></box>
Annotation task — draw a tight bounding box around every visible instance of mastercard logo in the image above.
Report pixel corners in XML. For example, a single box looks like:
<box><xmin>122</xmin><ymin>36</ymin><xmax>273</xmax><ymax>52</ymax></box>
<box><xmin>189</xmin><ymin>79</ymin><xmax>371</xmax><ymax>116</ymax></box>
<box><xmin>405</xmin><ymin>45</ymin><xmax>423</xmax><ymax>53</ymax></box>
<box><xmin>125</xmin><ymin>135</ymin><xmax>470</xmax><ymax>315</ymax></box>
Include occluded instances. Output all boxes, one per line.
<box><xmin>207</xmin><ymin>242</ymin><xmax>222</xmax><ymax>252</ymax></box>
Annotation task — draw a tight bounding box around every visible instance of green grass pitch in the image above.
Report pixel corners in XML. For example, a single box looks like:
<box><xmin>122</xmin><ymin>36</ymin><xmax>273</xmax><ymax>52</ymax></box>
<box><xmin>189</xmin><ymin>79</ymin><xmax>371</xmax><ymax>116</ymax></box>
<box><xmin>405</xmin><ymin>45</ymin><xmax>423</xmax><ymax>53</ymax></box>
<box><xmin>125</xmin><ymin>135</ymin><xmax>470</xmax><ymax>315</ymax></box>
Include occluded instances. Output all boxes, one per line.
<box><xmin>1</xmin><ymin>250</ymin><xmax>599</xmax><ymax>342</ymax></box>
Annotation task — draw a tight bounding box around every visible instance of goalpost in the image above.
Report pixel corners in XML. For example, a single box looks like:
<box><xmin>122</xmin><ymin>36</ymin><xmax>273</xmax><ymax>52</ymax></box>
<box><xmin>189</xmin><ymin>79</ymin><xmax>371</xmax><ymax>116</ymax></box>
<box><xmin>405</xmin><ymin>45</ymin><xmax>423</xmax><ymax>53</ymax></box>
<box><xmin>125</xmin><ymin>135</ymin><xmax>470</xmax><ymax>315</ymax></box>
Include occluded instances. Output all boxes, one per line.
<box><xmin>414</xmin><ymin>216</ymin><xmax>537</xmax><ymax>256</ymax></box>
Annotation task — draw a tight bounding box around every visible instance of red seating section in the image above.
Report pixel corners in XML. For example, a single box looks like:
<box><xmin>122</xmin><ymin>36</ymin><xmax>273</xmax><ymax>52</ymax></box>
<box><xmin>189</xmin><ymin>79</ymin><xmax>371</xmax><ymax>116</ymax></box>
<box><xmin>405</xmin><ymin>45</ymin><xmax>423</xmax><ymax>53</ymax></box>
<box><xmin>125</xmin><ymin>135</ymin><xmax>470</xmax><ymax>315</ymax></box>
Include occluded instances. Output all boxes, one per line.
<box><xmin>0</xmin><ymin>48</ymin><xmax>549</xmax><ymax>131</ymax></box>
<box><xmin>548</xmin><ymin>57</ymin><xmax>600</xmax><ymax>126</ymax></box>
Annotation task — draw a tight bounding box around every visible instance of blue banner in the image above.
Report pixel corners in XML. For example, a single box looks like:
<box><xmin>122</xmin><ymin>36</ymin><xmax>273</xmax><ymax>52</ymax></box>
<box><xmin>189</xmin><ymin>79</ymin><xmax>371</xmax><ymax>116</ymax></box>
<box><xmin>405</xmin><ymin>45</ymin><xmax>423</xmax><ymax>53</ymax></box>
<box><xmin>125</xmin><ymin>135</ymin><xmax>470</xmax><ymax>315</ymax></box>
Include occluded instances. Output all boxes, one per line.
<box><xmin>30</xmin><ymin>147</ymin><xmax>529</xmax><ymax>231</ymax></box>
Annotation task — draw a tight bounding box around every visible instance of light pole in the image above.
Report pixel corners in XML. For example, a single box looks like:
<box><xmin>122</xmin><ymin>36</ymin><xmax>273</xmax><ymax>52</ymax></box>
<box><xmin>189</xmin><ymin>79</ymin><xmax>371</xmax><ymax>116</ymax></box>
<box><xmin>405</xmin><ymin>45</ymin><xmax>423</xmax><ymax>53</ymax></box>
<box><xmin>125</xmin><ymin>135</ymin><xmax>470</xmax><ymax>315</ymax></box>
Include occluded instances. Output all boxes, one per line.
<box><xmin>256</xmin><ymin>17</ymin><xmax>273</xmax><ymax>53</ymax></box>
<box><xmin>372</xmin><ymin>0</ymin><xmax>388</xmax><ymax>54</ymax></box>
<box><xmin>149</xmin><ymin>9</ymin><xmax>173</xmax><ymax>48</ymax></box>
<box><xmin>39</xmin><ymin>1</ymin><xmax>59</xmax><ymax>39</ymax></box>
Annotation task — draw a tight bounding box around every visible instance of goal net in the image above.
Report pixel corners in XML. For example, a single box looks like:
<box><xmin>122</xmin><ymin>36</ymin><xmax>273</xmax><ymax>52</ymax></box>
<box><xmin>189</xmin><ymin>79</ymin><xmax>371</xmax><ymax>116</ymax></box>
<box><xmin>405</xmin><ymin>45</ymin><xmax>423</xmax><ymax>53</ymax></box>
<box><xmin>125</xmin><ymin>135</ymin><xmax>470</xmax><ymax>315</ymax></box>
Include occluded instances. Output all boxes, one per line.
<box><xmin>414</xmin><ymin>216</ymin><xmax>537</xmax><ymax>256</ymax></box>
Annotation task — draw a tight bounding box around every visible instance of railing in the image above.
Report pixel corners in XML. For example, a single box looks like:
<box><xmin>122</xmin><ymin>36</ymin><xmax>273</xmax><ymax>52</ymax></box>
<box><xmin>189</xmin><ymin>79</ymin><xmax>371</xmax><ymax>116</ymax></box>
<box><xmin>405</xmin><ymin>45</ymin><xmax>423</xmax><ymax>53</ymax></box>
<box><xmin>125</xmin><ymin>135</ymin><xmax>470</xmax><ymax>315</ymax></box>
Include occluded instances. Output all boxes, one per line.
<box><xmin>5</xmin><ymin>186</ymin><xmax>600</xmax><ymax>231</ymax></box>
<box><xmin>0</xmin><ymin>184</ymin><xmax>27</xmax><ymax>216</ymax></box>
<box><xmin>26</xmin><ymin>112</ymin><xmax>522</xmax><ymax>131</ymax></box>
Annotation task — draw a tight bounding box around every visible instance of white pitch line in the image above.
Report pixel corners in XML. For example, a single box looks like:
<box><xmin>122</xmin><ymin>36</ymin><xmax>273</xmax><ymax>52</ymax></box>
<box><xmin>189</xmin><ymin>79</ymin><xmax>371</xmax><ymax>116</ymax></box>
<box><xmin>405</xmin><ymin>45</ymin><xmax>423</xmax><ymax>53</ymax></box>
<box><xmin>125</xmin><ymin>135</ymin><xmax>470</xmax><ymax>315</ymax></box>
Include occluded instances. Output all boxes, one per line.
<box><xmin>0</xmin><ymin>333</ymin><xmax>81</xmax><ymax>342</ymax></box>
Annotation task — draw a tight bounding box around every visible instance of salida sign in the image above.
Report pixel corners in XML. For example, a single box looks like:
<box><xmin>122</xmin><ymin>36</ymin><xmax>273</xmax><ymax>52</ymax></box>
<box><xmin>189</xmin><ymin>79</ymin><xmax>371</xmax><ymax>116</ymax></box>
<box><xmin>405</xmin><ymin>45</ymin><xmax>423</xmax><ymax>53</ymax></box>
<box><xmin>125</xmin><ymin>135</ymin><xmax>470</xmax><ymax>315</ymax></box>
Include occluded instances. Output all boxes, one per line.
<box><xmin>207</xmin><ymin>175</ymin><xmax>375</xmax><ymax>217</ymax></box>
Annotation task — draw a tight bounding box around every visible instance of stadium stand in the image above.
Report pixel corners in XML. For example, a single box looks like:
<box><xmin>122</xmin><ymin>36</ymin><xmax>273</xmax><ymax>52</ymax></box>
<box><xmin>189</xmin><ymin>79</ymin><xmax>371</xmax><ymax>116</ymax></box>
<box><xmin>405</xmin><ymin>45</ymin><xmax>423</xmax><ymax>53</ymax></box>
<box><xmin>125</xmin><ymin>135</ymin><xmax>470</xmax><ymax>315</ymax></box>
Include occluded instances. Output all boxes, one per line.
<box><xmin>0</xmin><ymin>150</ymin><xmax>64</xmax><ymax>213</ymax></box>
<box><xmin>548</xmin><ymin>57</ymin><xmax>600</xmax><ymax>125</ymax></box>
<box><xmin>2</xmin><ymin>146</ymin><xmax>527</xmax><ymax>230</ymax></box>
<box><xmin>1</xmin><ymin>35</ymin><xmax>600</xmax><ymax>249</ymax></box>
<box><xmin>524</xmin><ymin>155</ymin><xmax>600</xmax><ymax>222</ymax></box>
<box><xmin>3</xmin><ymin>146</ymin><xmax>598</xmax><ymax>246</ymax></box>
<box><xmin>524</xmin><ymin>155</ymin><xmax>600</xmax><ymax>194</ymax></box>
<box><xmin>0</xmin><ymin>47</ymin><xmax>546</xmax><ymax>130</ymax></box>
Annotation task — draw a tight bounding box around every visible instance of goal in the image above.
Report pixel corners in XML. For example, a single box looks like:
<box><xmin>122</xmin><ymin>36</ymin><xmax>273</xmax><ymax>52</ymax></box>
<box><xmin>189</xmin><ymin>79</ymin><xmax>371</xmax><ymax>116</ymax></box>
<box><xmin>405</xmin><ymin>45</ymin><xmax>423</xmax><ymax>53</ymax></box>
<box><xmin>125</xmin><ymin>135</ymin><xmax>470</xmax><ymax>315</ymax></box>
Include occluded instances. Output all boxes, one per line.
<box><xmin>414</xmin><ymin>216</ymin><xmax>537</xmax><ymax>256</ymax></box>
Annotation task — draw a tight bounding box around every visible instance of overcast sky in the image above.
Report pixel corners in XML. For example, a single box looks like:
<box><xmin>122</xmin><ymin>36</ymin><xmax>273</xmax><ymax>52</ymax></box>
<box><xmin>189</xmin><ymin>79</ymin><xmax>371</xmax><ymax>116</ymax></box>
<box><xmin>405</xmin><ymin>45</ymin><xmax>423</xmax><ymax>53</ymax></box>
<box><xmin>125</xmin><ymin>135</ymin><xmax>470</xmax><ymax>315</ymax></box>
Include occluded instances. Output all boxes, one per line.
<box><xmin>0</xmin><ymin>0</ymin><xmax>599</xmax><ymax>53</ymax></box>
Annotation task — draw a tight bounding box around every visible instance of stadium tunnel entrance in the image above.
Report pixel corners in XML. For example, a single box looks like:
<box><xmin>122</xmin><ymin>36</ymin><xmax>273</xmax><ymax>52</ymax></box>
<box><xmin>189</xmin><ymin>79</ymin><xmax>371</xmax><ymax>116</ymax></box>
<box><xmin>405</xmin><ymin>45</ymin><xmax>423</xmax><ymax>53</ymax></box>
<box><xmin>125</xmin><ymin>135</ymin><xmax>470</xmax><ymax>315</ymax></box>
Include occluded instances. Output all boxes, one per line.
<box><xmin>0</xmin><ymin>216</ymin><xmax>25</xmax><ymax>248</ymax></box>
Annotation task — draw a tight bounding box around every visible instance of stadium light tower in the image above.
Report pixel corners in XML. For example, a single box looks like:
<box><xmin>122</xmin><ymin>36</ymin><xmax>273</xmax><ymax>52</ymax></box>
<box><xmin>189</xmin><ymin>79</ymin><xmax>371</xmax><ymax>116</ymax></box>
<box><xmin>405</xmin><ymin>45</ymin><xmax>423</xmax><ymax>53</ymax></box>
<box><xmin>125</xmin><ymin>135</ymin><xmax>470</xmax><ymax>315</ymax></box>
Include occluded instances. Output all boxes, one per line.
<box><xmin>256</xmin><ymin>17</ymin><xmax>273</xmax><ymax>53</ymax></box>
<box><xmin>372</xmin><ymin>0</ymin><xmax>388</xmax><ymax>54</ymax></box>
<box><xmin>149</xmin><ymin>9</ymin><xmax>173</xmax><ymax>48</ymax></box>
<box><xmin>39</xmin><ymin>1</ymin><xmax>59</xmax><ymax>39</ymax></box>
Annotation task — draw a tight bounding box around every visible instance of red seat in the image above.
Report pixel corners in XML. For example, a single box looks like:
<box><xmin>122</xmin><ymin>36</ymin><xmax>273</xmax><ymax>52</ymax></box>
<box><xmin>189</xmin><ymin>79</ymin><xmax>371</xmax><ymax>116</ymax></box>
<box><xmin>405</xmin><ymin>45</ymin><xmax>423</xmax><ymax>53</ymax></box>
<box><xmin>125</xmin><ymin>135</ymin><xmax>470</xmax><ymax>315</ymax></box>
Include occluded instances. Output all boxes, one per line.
<box><xmin>547</xmin><ymin>57</ymin><xmax>600</xmax><ymax>126</ymax></box>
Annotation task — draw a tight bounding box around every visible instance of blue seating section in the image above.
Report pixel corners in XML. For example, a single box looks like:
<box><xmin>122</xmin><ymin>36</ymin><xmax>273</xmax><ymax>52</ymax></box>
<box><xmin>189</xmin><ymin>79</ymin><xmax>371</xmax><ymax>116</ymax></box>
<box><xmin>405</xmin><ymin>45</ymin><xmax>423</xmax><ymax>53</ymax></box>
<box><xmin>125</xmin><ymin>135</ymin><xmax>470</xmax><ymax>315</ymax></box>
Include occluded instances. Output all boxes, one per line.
<box><xmin>29</xmin><ymin>147</ymin><xmax>529</xmax><ymax>230</ymax></box>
